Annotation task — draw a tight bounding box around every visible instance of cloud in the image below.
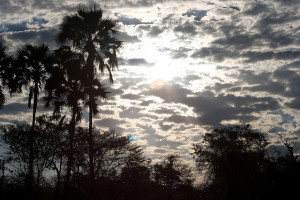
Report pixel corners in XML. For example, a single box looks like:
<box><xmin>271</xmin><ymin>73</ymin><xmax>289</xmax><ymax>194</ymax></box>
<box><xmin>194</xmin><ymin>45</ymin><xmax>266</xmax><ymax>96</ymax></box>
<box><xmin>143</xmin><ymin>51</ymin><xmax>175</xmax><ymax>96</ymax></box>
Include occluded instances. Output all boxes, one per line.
<box><xmin>118</xmin><ymin>32</ymin><xmax>141</xmax><ymax>43</ymax></box>
<box><xmin>94</xmin><ymin>118</ymin><xmax>127</xmax><ymax>128</ymax></box>
<box><xmin>115</xmin><ymin>14</ymin><xmax>143</xmax><ymax>25</ymax></box>
<box><xmin>170</xmin><ymin>47</ymin><xmax>191</xmax><ymax>59</ymax></box>
<box><xmin>3</xmin><ymin>28</ymin><xmax>59</xmax><ymax>51</ymax></box>
<box><xmin>148</xmin><ymin>26</ymin><xmax>164</xmax><ymax>37</ymax></box>
<box><xmin>174</xmin><ymin>21</ymin><xmax>197</xmax><ymax>35</ymax></box>
<box><xmin>121</xmin><ymin>93</ymin><xmax>141</xmax><ymax>100</ymax></box>
<box><xmin>143</xmin><ymin>83</ymin><xmax>280</xmax><ymax>127</ymax></box>
<box><xmin>0</xmin><ymin>103</ymin><xmax>29</xmax><ymax>115</ymax></box>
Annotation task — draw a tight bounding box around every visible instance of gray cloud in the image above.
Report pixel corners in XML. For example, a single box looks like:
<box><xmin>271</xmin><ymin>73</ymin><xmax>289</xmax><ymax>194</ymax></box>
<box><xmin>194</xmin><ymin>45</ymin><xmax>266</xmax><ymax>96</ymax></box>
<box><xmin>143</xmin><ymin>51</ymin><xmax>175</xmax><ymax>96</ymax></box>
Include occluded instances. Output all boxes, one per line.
<box><xmin>174</xmin><ymin>21</ymin><xmax>197</xmax><ymax>35</ymax></box>
<box><xmin>118</xmin><ymin>32</ymin><xmax>141</xmax><ymax>43</ymax></box>
<box><xmin>94</xmin><ymin>118</ymin><xmax>127</xmax><ymax>128</ymax></box>
<box><xmin>170</xmin><ymin>47</ymin><xmax>191</xmax><ymax>59</ymax></box>
<box><xmin>121</xmin><ymin>93</ymin><xmax>140</xmax><ymax>100</ymax></box>
<box><xmin>120</xmin><ymin>58</ymin><xmax>153</xmax><ymax>66</ymax></box>
<box><xmin>0</xmin><ymin>103</ymin><xmax>29</xmax><ymax>115</ymax></box>
<box><xmin>4</xmin><ymin>28</ymin><xmax>59</xmax><ymax>51</ymax></box>
<box><xmin>144</xmin><ymin>83</ymin><xmax>280</xmax><ymax>127</ymax></box>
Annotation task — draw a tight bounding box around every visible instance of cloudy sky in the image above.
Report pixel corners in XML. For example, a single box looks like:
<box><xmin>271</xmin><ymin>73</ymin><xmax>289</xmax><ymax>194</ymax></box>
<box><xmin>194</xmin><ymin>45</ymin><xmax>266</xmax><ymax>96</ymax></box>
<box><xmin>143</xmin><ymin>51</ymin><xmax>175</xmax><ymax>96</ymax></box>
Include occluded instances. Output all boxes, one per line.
<box><xmin>1</xmin><ymin>0</ymin><xmax>300</xmax><ymax>166</ymax></box>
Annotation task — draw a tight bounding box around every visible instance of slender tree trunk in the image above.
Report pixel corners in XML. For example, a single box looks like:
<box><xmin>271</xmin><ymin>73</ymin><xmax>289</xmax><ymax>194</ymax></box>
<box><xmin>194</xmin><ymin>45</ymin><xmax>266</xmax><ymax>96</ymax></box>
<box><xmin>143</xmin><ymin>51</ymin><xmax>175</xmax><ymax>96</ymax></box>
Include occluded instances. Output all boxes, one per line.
<box><xmin>88</xmin><ymin>95</ymin><xmax>95</xmax><ymax>180</ymax></box>
<box><xmin>63</xmin><ymin>107</ymin><xmax>76</xmax><ymax>196</ymax></box>
<box><xmin>28</xmin><ymin>83</ymin><xmax>38</xmax><ymax>198</ymax></box>
<box><xmin>86</xmin><ymin>38</ymin><xmax>96</xmax><ymax>182</ymax></box>
<box><xmin>86</xmin><ymin>40</ymin><xmax>96</xmax><ymax>199</ymax></box>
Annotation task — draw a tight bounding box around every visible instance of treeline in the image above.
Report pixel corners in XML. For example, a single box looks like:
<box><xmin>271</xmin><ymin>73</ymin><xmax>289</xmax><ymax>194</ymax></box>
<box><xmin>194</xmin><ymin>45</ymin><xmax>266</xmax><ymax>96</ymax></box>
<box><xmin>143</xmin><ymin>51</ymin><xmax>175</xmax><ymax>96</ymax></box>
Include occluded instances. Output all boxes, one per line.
<box><xmin>0</xmin><ymin>121</ymin><xmax>299</xmax><ymax>200</ymax></box>
<box><xmin>0</xmin><ymin>115</ymin><xmax>195</xmax><ymax>200</ymax></box>
<box><xmin>0</xmin><ymin>6</ymin><xmax>299</xmax><ymax>200</ymax></box>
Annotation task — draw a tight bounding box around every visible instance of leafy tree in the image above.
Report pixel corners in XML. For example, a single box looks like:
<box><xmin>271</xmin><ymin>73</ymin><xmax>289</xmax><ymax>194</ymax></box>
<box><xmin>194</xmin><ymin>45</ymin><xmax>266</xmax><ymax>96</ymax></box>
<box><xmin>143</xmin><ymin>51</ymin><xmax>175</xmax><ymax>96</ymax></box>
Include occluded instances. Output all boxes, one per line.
<box><xmin>57</xmin><ymin>6</ymin><xmax>122</xmax><ymax>181</ymax></box>
<box><xmin>192</xmin><ymin>125</ymin><xmax>269</xmax><ymax>200</ymax></box>
<box><xmin>14</xmin><ymin>43</ymin><xmax>53</xmax><ymax>190</ymax></box>
<box><xmin>153</xmin><ymin>154</ymin><xmax>194</xmax><ymax>190</ymax></box>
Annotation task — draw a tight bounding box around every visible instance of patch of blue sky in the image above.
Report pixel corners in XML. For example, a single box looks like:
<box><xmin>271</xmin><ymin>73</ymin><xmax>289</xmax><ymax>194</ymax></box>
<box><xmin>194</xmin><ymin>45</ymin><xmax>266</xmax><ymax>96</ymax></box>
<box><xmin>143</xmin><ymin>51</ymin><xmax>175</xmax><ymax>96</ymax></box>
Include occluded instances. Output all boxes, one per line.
<box><xmin>183</xmin><ymin>9</ymin><xmax>207</xmax><ymax>21</ymax></box>
<box><xmin>268</xmin><ymin>110</ymin><xmax>297</xmax><ymax>128</ymax></box>
<box><xmin>129</xmin><ymin>134</ymin><xmax>138</xmax><ymax>142</ymax></box>
<box><xmin>0</xmin><ymin>17</ymin><xmax>49</xmax><ymax>33</ymax></box>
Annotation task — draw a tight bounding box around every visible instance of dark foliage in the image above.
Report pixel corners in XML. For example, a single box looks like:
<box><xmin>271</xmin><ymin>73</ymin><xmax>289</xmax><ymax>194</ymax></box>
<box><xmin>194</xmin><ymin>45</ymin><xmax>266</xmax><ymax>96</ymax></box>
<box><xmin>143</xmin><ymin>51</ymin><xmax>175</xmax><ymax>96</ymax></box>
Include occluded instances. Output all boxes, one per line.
<box><xmin>192</xmin><ymin>124</ymin><xmax>300</xmax><ymax>200</ymax></box>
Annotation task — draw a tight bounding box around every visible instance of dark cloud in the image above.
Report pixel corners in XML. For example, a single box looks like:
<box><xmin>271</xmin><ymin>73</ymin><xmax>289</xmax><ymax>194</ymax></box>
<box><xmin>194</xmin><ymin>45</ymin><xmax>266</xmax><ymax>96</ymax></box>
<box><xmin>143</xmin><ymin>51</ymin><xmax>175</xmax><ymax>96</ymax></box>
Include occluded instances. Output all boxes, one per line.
<box><xmin>119</xmin><ymin>107</ymin><xmax>158</xmax><ymax>120</ymax></box>
<box><xmin>141</xmin><ymin>127</ymin><xmax>183</xmax><ymax>148</ymax></box>
<box><xmin>243</xmin><ymin>49</ymin><xmax>300</xmax><ymax>63</ymax></box>
<box><xmin>191</xmin><ymin>45</ymin><xmax>237</xmax><ymax>62</ymax></box>
<box><xmin>244</xmin><ymin>3</ymin><xmax>270</xmax><ymax>16</ymax></box>
<box><xmin>164</xmin><ymin>115</ymin><xmax>198</xmax><ymax>125</ymax></box>
<box><xmin>0</xmin><ymin>103</ymin><xmax>28</xmax><ymax>115</ymax></box>
<box><xmin>153</xmin><ymin>107</ymin><xmax>178</xmax><ymax>115</ymax></box>
<box><xmin>148</xmin><ymin>26</ymin><xmax>164</xmax><ymax>37</ymax></box>
<box><xmin>192</xmin><ymin>46</ymin><xmax>300</xmax><ymax>63</ymax></box>
<box><xmin>144</xmin><ymin>83</ymin><xmax>280</xmax><ymax>127</ymax></box>
<box><xmin>174</xmin><ymin>21</ymin><xmax>197</xmax><ymax>35</ymax></box>
<box><xmin>5</xmin><ymin>28</ymin><xmax>59</xmax><ymax>50</ymax></box>
<box><xmin>158</xmin><ymin>122</ymin><xmax>173</xmax><ymax>131</ymax></box>
<box><xmin>139</xmin><ymin>100</ymin><xmax>155</xmax><ymax>106</ymax></box>
<box><xmin>154</xmin><ymin>148</ymin><xmax>168</xmax><ymax>154</ymax></box>
<box><xmin>94</xmin><ymin>118</ymin><xmax>127</xmax><ymax>128</ymax></box>
<box><xmin>254</xmin><ymin>10</ymin><xmax>300</xmax><ymax>31</ymax></box>
<box><xmin>212</xmin><ymin>32</ymin><xmax>257</xmax><ymax>50</ymax></box>
<box><xmin>118</xmin><ymin>32</ymin><xmax>140</xmax><ymax>43</ymax></box>
<box><xmin>121</xmin><ymin>93</ymin><xmax>140</xmax><ymax>100</ymax></box>
<box><xmin>127</xmin><ymin>58</ymin><xmax>153</xmax><ymax>66</ymax></box>
<box><xmin>137</xmin><ymin>24</ymin><xmax>164</xmax><ymax>37</ymax></box>
<box><xmin>170</xmin><ymin>47</ymin><xmax>191</xmax><ymax>59</ymax></box>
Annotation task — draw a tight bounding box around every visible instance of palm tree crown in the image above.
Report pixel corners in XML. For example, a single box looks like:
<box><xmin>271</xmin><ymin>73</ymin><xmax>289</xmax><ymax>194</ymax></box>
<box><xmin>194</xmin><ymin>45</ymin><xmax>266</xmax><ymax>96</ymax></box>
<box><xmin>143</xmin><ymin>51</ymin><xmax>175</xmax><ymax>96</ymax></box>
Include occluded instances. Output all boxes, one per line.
<box><xmin>57</xmin><ymin>7</ymin><xmax>122</xmax><ymax>83</ymax></box>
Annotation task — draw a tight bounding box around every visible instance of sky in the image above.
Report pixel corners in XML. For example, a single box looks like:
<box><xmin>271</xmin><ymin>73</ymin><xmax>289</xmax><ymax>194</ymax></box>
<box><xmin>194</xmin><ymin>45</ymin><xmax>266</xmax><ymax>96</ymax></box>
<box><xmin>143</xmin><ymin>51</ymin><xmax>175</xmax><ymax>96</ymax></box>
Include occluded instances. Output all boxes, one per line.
<box><xmin>0</xmin><ymin>0</ymin><xmax>300</xmax><ymax>169</ymax></box>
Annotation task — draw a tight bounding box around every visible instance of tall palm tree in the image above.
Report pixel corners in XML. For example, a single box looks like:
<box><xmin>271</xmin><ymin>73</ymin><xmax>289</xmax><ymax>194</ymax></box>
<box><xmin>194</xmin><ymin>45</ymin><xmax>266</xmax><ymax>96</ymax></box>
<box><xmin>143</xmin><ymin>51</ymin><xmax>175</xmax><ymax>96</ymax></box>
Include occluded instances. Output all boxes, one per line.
<box><xmin>45</xmin><ymin>46</ymin><xmax>86</xmax><ymax>193</ymax></box>
<box><xmin>57</xmin><ymin>6</ymin><xmax>122</xmax><ymax>180</ymax></box>
<box><xmin>15</xmin><ymin>43</ymin><xmax>53</xmax><ymax>191</ymax></box>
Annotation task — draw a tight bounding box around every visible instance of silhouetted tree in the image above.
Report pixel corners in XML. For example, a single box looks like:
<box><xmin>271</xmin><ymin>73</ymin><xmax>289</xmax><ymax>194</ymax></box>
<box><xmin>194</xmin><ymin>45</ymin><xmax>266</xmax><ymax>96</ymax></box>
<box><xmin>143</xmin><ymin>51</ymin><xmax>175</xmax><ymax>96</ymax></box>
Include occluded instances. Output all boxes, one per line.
<box><xmin>0</xmin><ymin>115</ymin><xmax>67</xmax><ymax>187</ymax></box>
<box><xmin>57</xmin><ymin>6</ymin><xmax>122</xmax><ymax>182</ymax></box>
<box><xmin>192</xmin><ymin>125</ymin><xmax>269</xmax><ymax>200</ymax></box>
<box><xmin>154</xmin><ymin>154</ymin><xmax>194</xmax><ymax>190</ymax></box>
<box><xmin>14</xmin><ymin>43</ymin><xmax>53</xmax><ymax>192</ymax></box>
<box><xmin>45</xmin><ymin>46</ymin><xmax>87</xmax><ymax>196</ymax></box>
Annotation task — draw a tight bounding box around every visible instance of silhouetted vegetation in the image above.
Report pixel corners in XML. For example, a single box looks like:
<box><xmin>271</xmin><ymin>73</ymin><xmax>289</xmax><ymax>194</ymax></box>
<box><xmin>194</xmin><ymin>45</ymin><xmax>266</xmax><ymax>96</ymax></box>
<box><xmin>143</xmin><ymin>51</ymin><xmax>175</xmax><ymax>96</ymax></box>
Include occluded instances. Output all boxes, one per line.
<box><xmin>0</xmin><ymin>5</ymin><xmax>299</xmax><ymax>200</ymax></box>
<box><xmin>192</xmin><ymin>125</ymin><xmax>300</xmax><ymax>200</ymax></box>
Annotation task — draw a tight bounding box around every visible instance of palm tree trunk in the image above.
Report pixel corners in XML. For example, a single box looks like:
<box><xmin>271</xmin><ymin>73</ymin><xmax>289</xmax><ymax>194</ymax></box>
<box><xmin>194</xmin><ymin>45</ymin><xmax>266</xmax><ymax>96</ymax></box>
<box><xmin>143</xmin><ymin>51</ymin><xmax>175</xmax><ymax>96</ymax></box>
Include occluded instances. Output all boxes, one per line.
<box><xmin>88</xmin><ymin>96</ymin><xmax>95</xmax><ymax>180</ymax></box>
<box><xmin>86</xmin><ymin>40</ymin><xmax>96</xmax><ymax>182</ymax></box>
<box><xmin>63</xmin><ymin>108</ymin><xmax>76</xmax><ymax>198</ymax></box>
<box><xmin>28</xmin><ymin>83</ymin><xmax>38</xmax><ymax>196</ymax></box>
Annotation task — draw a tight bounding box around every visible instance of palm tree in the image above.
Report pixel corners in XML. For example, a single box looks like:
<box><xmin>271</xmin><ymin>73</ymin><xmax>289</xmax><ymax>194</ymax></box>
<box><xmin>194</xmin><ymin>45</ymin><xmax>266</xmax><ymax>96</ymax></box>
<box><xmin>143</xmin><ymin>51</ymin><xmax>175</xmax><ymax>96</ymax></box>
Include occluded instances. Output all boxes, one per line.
<box><xmin>57</xmin><ymin>6</ymin><xmax>122</xmax><ymax>180</ymax></box>
<box><xmin>45</xmin><ymin>46</ymin><xmax>86</xmax><ymax>193</ymax></box>
<box><xmin>15</xmin><ymin>43</ymin><xmax>53</xmax><ymax>191</ymax></box>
